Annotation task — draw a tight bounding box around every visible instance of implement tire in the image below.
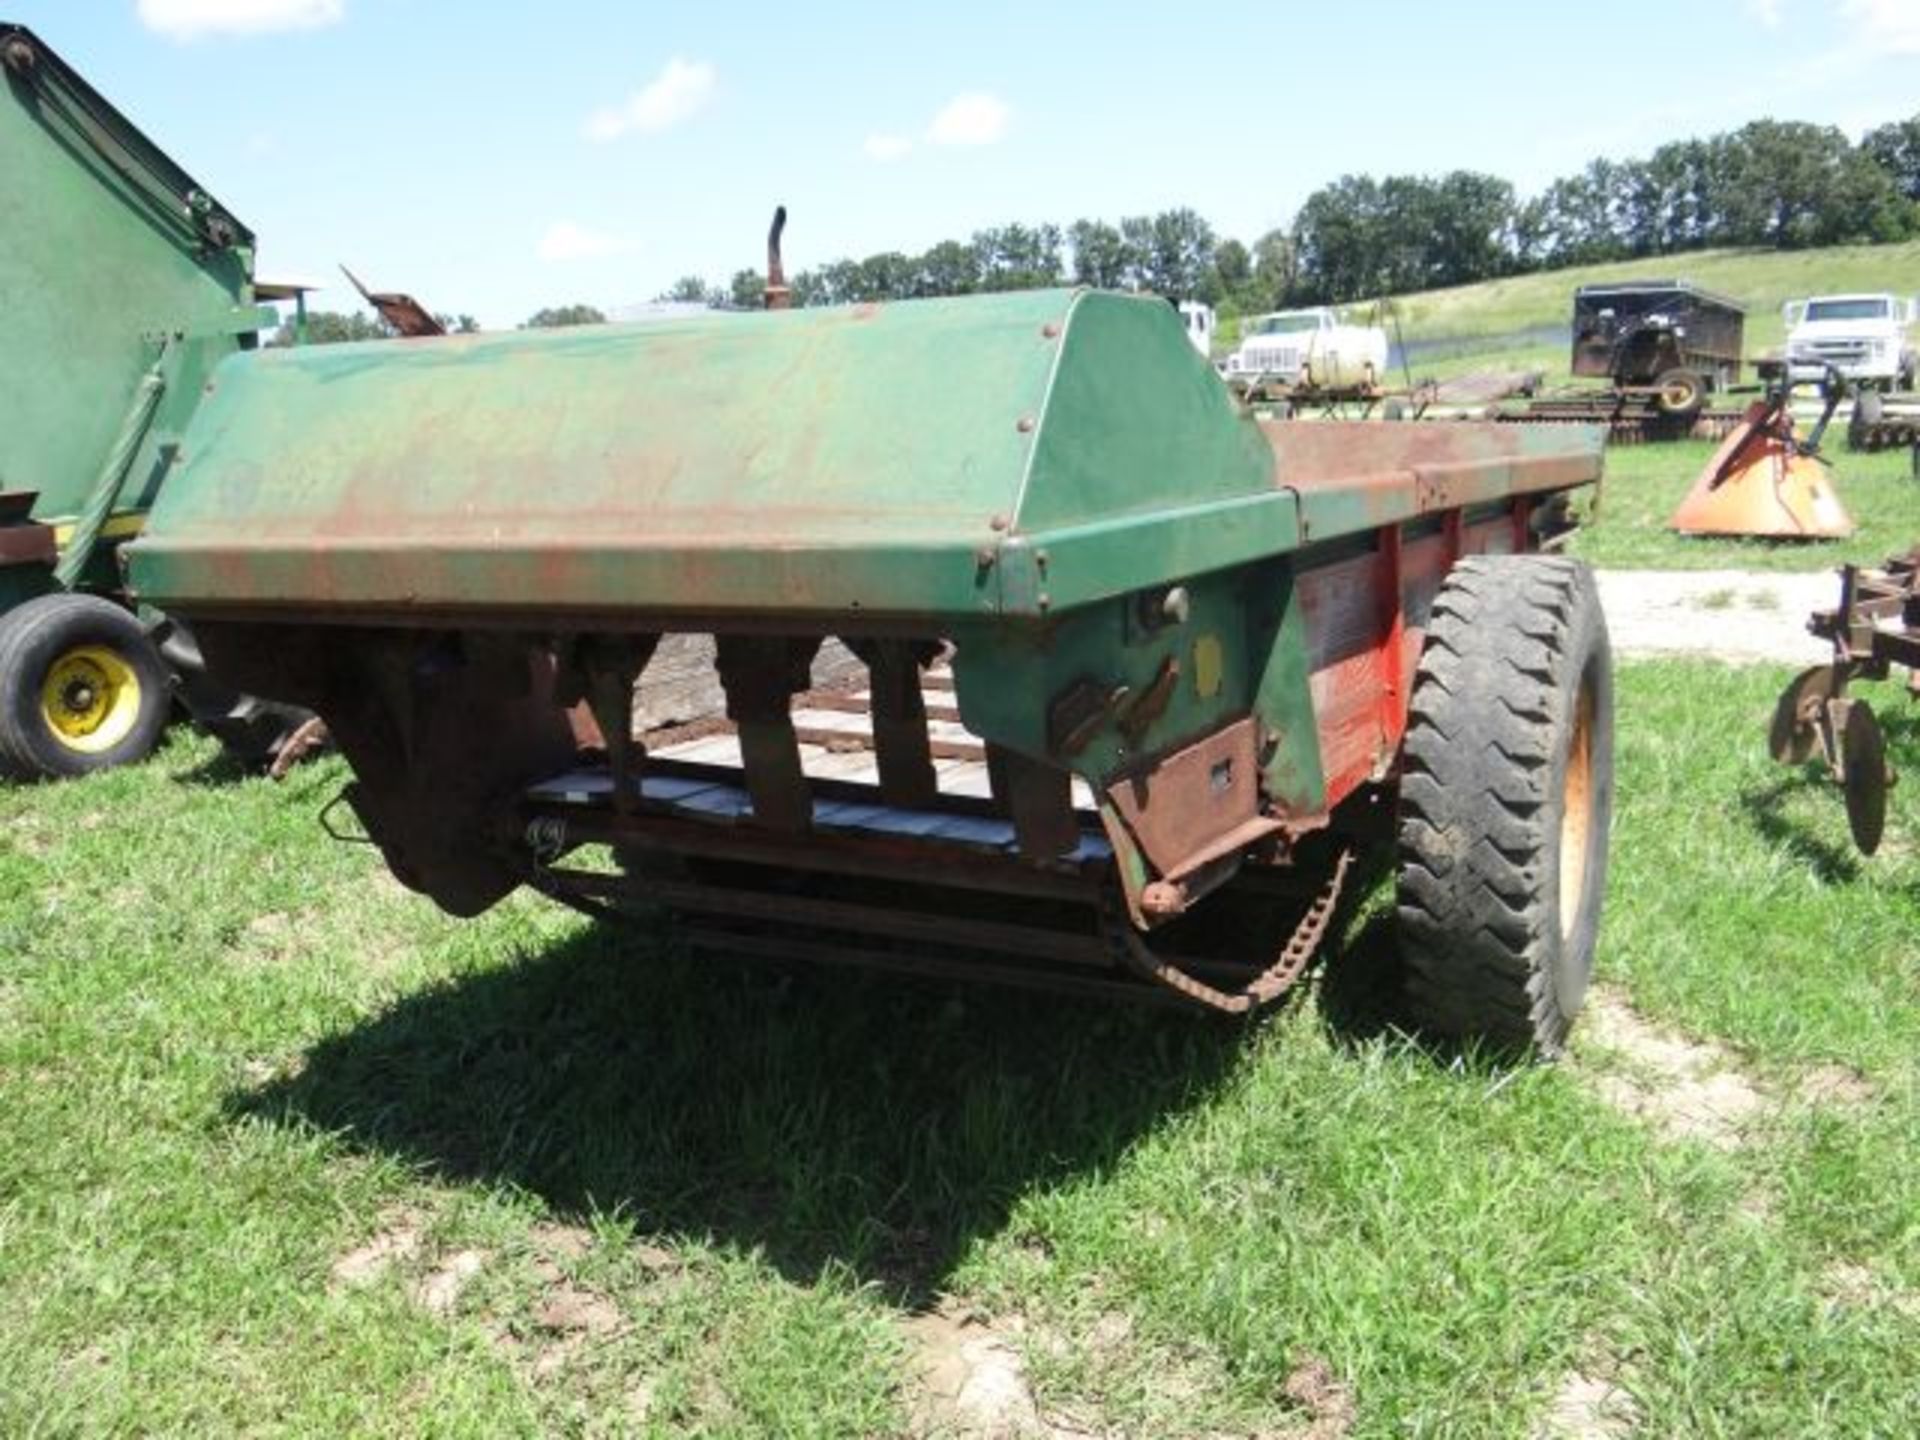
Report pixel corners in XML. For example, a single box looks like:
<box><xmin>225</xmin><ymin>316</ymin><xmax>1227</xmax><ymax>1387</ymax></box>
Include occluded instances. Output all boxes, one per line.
<box><xmin>0</xmin><ymin>593</ymin><xmax>170</xmax><ymax>780</ymax></box>
<box><xmin>1395</xmin><ymin>554</ymin><xmax>1613</xmax><ymax>1058</ymax></box>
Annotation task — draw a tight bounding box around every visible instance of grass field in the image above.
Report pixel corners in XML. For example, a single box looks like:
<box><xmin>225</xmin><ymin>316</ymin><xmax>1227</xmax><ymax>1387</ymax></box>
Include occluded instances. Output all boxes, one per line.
<box><xmin>1567</xmin><ymin>440</ymin><xmax>1916</xmax><ymax>572</ymax></box>
<box><xmin>2</xmin><ymin>659</ymin><xmax>1917</xmax><ymax>1437</ymax></box>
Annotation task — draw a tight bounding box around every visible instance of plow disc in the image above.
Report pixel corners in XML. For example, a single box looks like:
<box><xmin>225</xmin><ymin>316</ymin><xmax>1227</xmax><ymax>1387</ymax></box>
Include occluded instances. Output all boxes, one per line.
<box><xmin>1840</xmin><ymin>700</ymin><xmax>1890</xmax><ymax>856</ymax></box>
<box><xmin>1768</xmin><ymin>664</ymin><xmax>1840</xmax><ymax>765</ymax></box>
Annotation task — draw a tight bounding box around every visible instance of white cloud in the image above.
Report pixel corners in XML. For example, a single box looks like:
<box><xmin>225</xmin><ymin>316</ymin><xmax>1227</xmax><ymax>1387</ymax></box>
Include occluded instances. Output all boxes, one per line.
<box><xmin>537</xmin><ymin>221</ymin><xmax>629</xmax><ymax>263</ymax></box>
<box><xmin>137</xmin><ymin>0</ymin><xmax>343</xmax><ymax>39</ymax></box>
<box><xmin>927</xmin><ymin>91</ymin><xmax>1010</xmax><ymax>147</ymax></box>
<box><xmin>863</xmin><ymin>133</ymin><xmax>913</xmax><ymax>161</ymax></box>
<box><xmin>1746</xmin><ymin>0</ymin><xmax>1784</xmax><ymax>26</ymax></box>
<box><xmin>583</xmin><ymin>58</ymin><xmax>717</xmax><ymax>141</ymax></box>
<box><xmin>1840</xmin><ymin>0</ymin><xmax>1920</xmax><ymax>51</ymax></box>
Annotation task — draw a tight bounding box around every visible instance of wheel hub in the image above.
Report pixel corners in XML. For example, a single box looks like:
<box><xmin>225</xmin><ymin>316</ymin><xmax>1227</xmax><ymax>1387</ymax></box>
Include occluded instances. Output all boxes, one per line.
<box><xmin>39</xmin><ymin>645</ymin><xmax>142</xmax><ymax>753</ymax></box>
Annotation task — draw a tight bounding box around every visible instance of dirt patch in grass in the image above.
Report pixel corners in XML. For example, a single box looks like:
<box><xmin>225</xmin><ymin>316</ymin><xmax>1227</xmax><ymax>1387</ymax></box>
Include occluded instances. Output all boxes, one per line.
<box><xmin>1822</xmin><ymin>1262</ymin><xmax>1920</xmax><ymax>1322</ymax></box>
<box><xmin>1795</xmin><ymin>1064</ymin><xmax>1875</xmax><ymax>1108</ymax></box>
<box><xmin>1577</xmin><ymin>988</ymin><xmax>1876</xmax><ymax>1149</ymax></box>
<box><xmin>484</xmin><ymin>1223</ymin><xmax>630</xmax><ymax>1385</ymax></box>
<box><xmin>529</xmin><ymin>1220</ymin><xmax>594</xmax><ymax>1259</ymax></box>
<box><xmin>411</xmin><ymin>1248</ymin><xmax>487</xmax><ymax>1316</ymax></box>
<box><xmin>1281</xmin><ymin>1353</ymin><xmax>1357</xmax><ymax>1439</ymax></box>
<box><xmin>329</xmin><ymin>1208</ymin><xmax>426</xmax><ymax>1289</ymax></box>
<box><xmin>901</xmin><ymin>1303</ymin><xmax>1070</xmax><ymax>1438</ymax></box>
<box><xmin>1579</xmin><ymin>988</ymin><xmax>1768</xmax><ymax>1149</ymax></box>
<box><xmin>1538</xmin><ymin>1369</ymin><xmax>1639</xmax><ymax>1438</ymax></box>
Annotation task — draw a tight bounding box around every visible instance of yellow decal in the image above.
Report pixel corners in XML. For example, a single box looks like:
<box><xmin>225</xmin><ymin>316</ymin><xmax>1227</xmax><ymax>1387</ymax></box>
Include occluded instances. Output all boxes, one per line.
<box><xmin>1193</xmin><ymin>633</ymin><xmax>1224</xmax><ymax>699</ymax></box>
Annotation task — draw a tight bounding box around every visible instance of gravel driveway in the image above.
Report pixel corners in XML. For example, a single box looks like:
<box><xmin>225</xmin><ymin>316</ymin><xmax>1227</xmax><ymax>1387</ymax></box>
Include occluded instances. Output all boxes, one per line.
<box><xmin>1594</xmin><ymin>569</ymin><xmax>1836</xmax><ymax>666</ymax></box>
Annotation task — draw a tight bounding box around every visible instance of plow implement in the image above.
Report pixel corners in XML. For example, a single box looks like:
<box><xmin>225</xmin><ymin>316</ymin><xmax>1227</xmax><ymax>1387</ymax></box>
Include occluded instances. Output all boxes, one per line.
<box><xmin>127</xmin><ymin>283</ymin><xmax>1614</xmax><ymax>1051</ymax></box>
<box><xmin>1771</xmin><ymin>551</ymin><xmax>1919</xmax><ymax>854</ymax></box>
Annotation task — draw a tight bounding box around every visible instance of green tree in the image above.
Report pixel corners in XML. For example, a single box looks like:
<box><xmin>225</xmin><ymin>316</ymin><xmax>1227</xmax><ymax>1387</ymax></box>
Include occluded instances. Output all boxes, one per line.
<box><xmin>1210</xmin><ymin>237</ymin><xmax>1251</xmax><ymax>298</ymax></box>
<box><xmin>272</xmin><ymin>309</ymin><xmax>391</xmax><ymax>346</ymax></box>
<box><xmin>1067</xmin><ymin>218</ymin><xmax>1133</xmax><ymax>289</ymax></box>
<box><xmin>971</xmin><ymin>223</ymin><xmax>1063</xmax><ymax>290</ymax></box>
<box><xmin>522</xmin><ymin>303</ymin><xmax>608</xmax><ymax>328</ymax></box>
<box><xmin>1117</xmin><ymin>209</ymin><xmax>1216</xmax><ymax>300</ymax></box>
<box><xmin>916</xmin><ymin>239</ymin><xmax>981</xmax><ymax>296</ymax></box>
<box><xmin>1713</xmin><ymin>120</ymin><xmax>1905</xmax><ymax>247</ymax></box>
<box><xmin>658</xmin><ymin>276</ymin><xmax>715</xmax><ymax>305</ymax></box>
<box><xmin>1247</xmin><ymin>229</ymin><xmax>1297</xmax><ymax>311</ymax></box>
<box><xmin>1864</xmin><ymin>115</ymin><xmax>1920</xmax><ymax>201</ymax></box>
<box><xmin>728</xmin><ymin>269</ymin><xmax>766</xmax><ymax>309</ymax></box>
<box><xmin>850</xmin><ymin>251</ymin><xmax>917</xmax><ymax>301</ymax></box>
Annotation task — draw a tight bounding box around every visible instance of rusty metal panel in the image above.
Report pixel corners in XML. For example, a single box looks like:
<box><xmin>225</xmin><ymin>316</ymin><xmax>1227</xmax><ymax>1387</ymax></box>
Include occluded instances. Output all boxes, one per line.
<box><xmin>129</xmin><ymin>288</ymin><xmax>1603</xmax><ymax>626</ymax></box>
<box><xmin>130</xmin><ymin>290</ymin><xmax>1082</xmax><ymax>621</ymax></box>
<box><xmin>1105</xmin><ymin>718</ymin><xmax>1263</xmax><ymax>879</ymax></box>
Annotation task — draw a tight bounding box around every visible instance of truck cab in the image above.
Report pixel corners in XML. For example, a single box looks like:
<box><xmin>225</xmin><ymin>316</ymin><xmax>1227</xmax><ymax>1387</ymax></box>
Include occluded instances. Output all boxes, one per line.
<box><xmin>1177</xmin><ymin>300</ymin><xmax>1215</xmax><ymax>360</ymax></box>
<box><xmin>1784</xmin><ymin>294</ymin><xmax>1917</xmax><ymax>392</ymax></box>
<box><xmin>1223</xmin><ymin>307</ymin><xmax>1387</xmax><ymax>393</ymax></box>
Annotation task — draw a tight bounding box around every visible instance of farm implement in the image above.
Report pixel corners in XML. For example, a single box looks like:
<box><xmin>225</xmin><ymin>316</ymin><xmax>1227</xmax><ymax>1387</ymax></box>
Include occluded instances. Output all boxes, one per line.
<box><xmin>1669</xmin><ymin>368</ymin><xmax>1855</xmax><ymax>540</ymax></box>
<box><xmin>0</xmin><ymin>23</ymin><xmax>307</xmax><ymax>777</ymax></box>
<box><xmin>126</xmin><ymin>276</ymin><xmax>1616</xmax><ymax>1052</ymax></box>
<box><xmin>1772</xmin><ymin>551</ymin><xmax>1920</xmax><ymax>855</ymax></box>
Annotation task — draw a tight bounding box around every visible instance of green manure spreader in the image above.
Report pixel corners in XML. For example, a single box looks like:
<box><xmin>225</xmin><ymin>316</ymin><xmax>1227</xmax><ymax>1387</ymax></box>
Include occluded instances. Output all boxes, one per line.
<box><xmin>0</xmin><ymin>23</ymin><xmax>304</xmax><ymax>778</ymax></box>
<box><xmin>126</xmin><ymin>275</ymin><xmax>1616</xmax><ymax>1052</ymax></box>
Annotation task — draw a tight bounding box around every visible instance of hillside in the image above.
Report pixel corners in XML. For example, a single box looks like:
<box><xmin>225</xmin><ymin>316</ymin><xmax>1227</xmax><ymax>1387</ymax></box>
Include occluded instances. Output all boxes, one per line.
<box><xmin>1328</xmin><ymin>240</ymin><xmax>1920</xmax><ymax>383</ymax></box>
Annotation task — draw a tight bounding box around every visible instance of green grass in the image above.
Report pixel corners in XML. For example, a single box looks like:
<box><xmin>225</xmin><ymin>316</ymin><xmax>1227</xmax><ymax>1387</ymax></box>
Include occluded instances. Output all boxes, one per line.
<box><xmin>2</xmin><ymin>660</ymin><xmax>1917</xmax><ymax>1436</ymax></box>
<box><xmin>1565</xmin><ymin>440</ymin><xmax>1917</xmax><ymax>572</ymax></box>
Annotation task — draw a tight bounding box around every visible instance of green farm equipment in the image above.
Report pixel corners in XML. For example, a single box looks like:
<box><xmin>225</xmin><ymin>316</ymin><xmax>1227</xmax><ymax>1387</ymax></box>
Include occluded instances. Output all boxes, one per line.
<box><xmin>0</xmin><ymin>23</ymin><xmax>305</xmax><ymax>777</ymax></box>
<box><xmin>128</xmin><ymin>271</ymin><xmax>1616</xmax><ymax>1052</ymax></box>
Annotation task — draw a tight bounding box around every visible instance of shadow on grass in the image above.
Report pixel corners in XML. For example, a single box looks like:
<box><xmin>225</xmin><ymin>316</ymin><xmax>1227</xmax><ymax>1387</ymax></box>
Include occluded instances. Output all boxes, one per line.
<box><xmin>229</xmin><ymin>918</ymin><xmax>1254</xmax><ymax>1304</ymax></box>
<box><xmin>1741</xmin><ymin>696</ymin><xmax>1920</xmax><ymax>880</ymax></box>
<box><xmin>1316</xmin><ymin>915</ymin><xmax>1413</xmax><ymax>1047</ymax></box>
<box><xmin>1741</xmin><ymin>772</ymin><xmax>1863</xmax><ymax>884</ymax></box>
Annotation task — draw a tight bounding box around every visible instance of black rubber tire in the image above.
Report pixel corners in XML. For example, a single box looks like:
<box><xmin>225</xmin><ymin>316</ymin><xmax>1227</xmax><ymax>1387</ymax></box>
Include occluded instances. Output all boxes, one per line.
<box><xmin>0</xmin><ymin>593</ymin><xmax>171</xmax><ymax>780</ymax></box>
<box><xmin>1395</xmin><ymin>554</ymin><xmax>1614</xmax><ymax>1058</ymax></box>
<box><xmin>1855</xmin><ymin>388</ymin><xmax>1885</xmax><ymax>427</ymax></box>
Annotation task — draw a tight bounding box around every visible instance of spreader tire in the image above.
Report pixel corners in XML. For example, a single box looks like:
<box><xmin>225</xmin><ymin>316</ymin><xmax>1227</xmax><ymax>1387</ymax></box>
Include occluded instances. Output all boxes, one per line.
<box><xmin>1395</xmin><ymin>554</ymin><xmax>1613</xmax><ymax>1057</ymax></box>
<box><xmin>0</xmin><ymin>592</ymin><xmax>170</xmax><ymax>780</ymax></box>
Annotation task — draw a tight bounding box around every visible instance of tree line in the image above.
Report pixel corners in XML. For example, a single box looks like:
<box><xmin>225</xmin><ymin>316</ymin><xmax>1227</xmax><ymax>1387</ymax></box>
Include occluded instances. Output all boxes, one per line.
<box><xmin>287</xmin><ymin>110</ymin><xmax>1920</xmax><ymax>341</ymax></box>
<box><xmin>660</xmin><ymin>114</ymin><xmax>1920</xmax><ymax>318</ymax></box>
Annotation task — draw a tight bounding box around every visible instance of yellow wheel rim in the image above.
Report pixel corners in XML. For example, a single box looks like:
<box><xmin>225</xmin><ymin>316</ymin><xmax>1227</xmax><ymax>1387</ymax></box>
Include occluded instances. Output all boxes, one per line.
<box><xmin>39</xmin><ymin>644</ymin><xmax>143</xmax><ymax>754</ymax></box>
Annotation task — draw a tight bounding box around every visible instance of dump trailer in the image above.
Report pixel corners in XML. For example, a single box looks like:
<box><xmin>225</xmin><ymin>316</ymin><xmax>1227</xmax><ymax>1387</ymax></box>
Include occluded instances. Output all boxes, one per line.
<box><xmin>0</xmin><ymin>23</ymin><xmax>304</xmax><ymax>777</ymax></box>
<box><xmin>1571</xmin><ymin>281</ymin><xmax>1745</xmax><ymax>410</ymax></box>
<box><xmin>128</xmin><ymin>288</ymin><xmax>1614</xmax><ymax>1053</ymax></box>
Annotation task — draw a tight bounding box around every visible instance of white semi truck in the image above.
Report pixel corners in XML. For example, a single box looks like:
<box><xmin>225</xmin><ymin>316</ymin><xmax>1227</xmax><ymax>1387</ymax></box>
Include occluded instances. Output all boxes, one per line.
<box><xmin>1223</xmin><ymin>307</ymin><xmax>1389</xmax><ymax>396</ymax></box>
<box><xmin>1783</xmin><ymin>294</ymin><xmax>1917</xmax><ymax>392</ymax></box>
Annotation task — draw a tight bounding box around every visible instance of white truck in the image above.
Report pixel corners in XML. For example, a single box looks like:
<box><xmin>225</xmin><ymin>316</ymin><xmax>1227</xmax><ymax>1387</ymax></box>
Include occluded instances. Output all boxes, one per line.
<box><xmin>1222</xmin><ymin>306</ymin><xmax>1389</xmax><ymax>396</ymax></box>
<box><xmin>1177</xmin><ymin>301</ymin><xmax>1216</xmax><ymax>359</ymax></box>
<box><xmin>1783</xmin><ymin>294</ymin><xmax>1917</xmax><ymax>392</ymax></box>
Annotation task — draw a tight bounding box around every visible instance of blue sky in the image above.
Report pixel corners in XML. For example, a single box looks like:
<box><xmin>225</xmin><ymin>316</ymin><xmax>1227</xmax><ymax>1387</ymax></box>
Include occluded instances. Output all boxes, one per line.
<box><xmin>12</xmin><ymin>1</ymin><xmax>1918</xmax><ymax>327</ymax></box>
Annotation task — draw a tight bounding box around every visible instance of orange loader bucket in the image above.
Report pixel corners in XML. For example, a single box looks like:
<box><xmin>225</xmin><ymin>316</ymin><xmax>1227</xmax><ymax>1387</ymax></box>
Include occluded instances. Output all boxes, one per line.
<box><xmin>1669</xmin><ymin>397</ymin><xmax>1854</xmax><ymax>540</ymax></box>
